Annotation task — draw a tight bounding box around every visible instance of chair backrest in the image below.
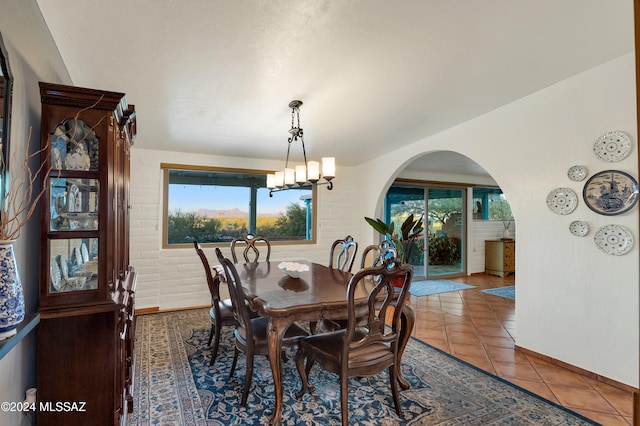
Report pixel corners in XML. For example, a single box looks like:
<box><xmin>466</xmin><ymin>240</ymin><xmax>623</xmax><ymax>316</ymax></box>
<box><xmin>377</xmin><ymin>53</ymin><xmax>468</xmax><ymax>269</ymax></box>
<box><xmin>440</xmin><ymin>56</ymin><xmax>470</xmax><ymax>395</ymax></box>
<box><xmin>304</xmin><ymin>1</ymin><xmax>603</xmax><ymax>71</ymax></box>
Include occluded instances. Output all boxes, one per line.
<box><xmin>345</xmin><ymin>255</ymin><xmax>412</xmax><ymax>356</ymax></box>
<box><xmin>215</xmin><ymin>247</ymin><xmax>254</xmax><ymax>344</ymax></box>
<box><xmin>194</xmin><ymin>241</ymin><xmax>224</xmax><ymax>306</ymax></box>
<box><xmin>329</xmin><ymin>235</ymin><xmax>358</xmax><ymax>272</ymax></box>
<box><xmin>230</xmin><ymin>234</ymin><xmax>271</xmax><ymax>263</ymax></box>
<box><xmin>359</xmin><ymin>240</ymin><xmax>396</xmax><ymax>268</ymax></box>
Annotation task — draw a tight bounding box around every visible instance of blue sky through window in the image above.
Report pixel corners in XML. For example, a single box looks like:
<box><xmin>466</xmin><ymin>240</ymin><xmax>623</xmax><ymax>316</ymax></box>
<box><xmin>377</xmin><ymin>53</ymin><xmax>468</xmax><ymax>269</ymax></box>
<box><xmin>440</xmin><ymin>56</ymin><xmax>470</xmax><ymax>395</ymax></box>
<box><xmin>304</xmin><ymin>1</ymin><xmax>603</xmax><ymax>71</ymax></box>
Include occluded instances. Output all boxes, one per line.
<box><xmin>169</xmin><ymin>184</ymin><xmax>308</xmax><ymax>215</ymax></box>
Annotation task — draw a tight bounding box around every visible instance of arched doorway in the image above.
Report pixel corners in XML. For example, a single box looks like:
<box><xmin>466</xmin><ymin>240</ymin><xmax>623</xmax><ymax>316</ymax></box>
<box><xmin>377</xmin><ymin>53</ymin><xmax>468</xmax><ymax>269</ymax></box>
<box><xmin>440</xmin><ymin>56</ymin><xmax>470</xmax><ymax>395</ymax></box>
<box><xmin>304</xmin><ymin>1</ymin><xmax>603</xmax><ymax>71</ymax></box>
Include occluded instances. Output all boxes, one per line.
<box><xmin>384</xmin><ymin>150</ymin><xmax>514</xmax><ymax>280</ymax></box>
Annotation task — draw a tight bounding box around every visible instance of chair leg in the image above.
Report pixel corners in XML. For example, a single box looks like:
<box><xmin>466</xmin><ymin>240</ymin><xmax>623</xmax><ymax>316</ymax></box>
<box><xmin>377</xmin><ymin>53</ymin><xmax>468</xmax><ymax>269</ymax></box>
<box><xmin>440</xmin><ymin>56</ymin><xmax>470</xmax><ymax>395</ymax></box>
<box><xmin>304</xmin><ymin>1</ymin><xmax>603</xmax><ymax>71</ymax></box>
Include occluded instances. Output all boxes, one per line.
<box><xmin>340</xmin><ymin>374</ymin><xmax>349</xmax><ymax>426</ymax></box>
<box><xmin>209</xmin><ymin>323</ymin><xmax>222</xmax><ymax>366</ymax></box>
<box><xmin>229</xmin><ymin>347</ymin><xmax>239</xmax><ymax>378</ymax></box>
<box><xmin>304</xmin><ymin>357</ymin><xmax>315</xmax><ymax>390</ymax></box>
<box><xmin>207</xmin><ymin>324</ymin><xmax>214</xmax><ymax>346</ymax></box>
<box><xmin>309</xmin><ymin>321</ymin><xmax>318</xmax><ymax>334</ymax></box>
<box><xmin>294</xmin><ymin>348</ymin><xmax>309</xmax><ymax>399</ymax></box>
<box><xmin>241</xmin><ymin>352</ymin><xmax>254</xmax><ymax>406</ymax></box>
<box><xmin>389</xmin><ymin>365</ymin><xmax>402</xmax><ymax>416</ymax></box>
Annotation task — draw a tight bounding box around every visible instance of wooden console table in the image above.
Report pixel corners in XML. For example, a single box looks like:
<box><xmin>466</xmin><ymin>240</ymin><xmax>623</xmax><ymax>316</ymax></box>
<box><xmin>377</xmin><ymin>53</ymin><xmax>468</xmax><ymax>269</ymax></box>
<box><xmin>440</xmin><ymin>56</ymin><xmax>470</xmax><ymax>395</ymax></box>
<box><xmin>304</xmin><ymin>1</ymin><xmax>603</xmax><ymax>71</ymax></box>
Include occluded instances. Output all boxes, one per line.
<box><xmin>485</xmin><ymin>240</ymin><xmax>515</xmax><ymax>277</ymax></box>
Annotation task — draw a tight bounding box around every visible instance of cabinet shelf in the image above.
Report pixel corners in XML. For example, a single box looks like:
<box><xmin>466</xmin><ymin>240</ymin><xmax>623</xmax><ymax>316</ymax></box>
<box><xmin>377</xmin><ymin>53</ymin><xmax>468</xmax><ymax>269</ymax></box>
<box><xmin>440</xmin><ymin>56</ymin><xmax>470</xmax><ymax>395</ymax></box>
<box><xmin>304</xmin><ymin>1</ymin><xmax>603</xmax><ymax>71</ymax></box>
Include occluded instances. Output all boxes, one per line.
<box><xmin>0</xmin><ymin>314</ymin><xmax>39</xmax><ymax>361</ymax></box>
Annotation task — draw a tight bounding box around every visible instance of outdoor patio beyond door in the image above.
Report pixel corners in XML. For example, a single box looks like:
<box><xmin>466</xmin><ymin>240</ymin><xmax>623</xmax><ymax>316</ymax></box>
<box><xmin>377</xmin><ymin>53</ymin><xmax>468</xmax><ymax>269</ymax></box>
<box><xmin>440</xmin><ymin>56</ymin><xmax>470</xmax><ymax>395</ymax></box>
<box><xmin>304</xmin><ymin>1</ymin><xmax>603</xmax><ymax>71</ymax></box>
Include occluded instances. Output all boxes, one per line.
<box><xmin>385</xmin><ymin>186</ymin><xmax>465</xmax><ymax>279</ymax></box>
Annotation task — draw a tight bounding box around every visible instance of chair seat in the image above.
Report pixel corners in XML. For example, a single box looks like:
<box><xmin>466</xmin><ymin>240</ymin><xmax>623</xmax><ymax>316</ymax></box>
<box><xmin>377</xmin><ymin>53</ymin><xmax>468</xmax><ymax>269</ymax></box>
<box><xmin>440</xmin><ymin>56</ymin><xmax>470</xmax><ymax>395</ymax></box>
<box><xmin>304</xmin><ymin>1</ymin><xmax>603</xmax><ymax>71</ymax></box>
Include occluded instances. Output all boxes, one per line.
<box><xmin>235</xmin><ymin>316</ymin><xmax>308</xmax><ymax>350</ymax></box>
<box><xmin>211</xmin><ymin>298</ymin><xmax>259</xmax><ymax>323</ymax></box>
<box><xmin>300</xmin><ymin>329</ymin><xmax>393</xmax><ymax>369</ymax></box>
<box><xmin>211</xmin><ymin>298</ymin><xmax>234</xmax><ymax>321</ymax></box>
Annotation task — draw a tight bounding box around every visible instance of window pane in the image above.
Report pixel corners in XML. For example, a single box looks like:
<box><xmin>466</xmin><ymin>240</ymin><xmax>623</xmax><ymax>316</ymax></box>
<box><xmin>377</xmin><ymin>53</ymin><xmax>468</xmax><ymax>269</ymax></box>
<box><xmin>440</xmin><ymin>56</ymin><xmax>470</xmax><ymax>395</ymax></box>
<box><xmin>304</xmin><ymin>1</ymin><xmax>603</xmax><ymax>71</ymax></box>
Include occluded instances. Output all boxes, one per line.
<box><xmin>164</xmin><ymin>167</ymin><xmax>314</xmax><ymax>245</ymax></box>
<box><xmin>168</xmin><ymin>184</ymin><xmax>249</xmax><ymax>244</ymax></box>
<box><xmin>472</xmin><ymin>187</ymin><xmax>513</xmax><ymax>221</ymax></box>
<box><xmin>256</xmin><ymin>187</ymin><xmax>312</xmax><ymax>241</ymax></box>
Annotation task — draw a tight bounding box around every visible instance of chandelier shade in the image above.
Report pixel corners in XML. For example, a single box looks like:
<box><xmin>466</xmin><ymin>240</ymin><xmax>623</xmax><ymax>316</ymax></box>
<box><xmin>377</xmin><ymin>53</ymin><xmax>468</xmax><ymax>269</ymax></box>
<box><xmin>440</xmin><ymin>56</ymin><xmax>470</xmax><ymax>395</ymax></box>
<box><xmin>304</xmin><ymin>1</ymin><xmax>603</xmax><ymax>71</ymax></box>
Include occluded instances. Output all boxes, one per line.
<box><xmin>267</xmin><ymin>100</ymin><xmax>335</xmax><ymax>196</ymax></box>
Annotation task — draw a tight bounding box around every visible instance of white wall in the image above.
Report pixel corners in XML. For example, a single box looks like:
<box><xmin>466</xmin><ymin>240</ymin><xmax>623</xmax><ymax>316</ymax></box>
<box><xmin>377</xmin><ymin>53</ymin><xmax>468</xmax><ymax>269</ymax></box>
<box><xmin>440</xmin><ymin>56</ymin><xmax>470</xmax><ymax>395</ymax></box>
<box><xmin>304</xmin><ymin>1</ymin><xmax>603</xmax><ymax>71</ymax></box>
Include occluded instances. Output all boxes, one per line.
<box><xmin>350</xmin><ymin>53</ymin><xmax>638</xmax><ymax>387</ymax></box>
<box><xmin>0</xmin><ymin>1</ymin><xmax>72</xmax><ymax>424</ymax></box>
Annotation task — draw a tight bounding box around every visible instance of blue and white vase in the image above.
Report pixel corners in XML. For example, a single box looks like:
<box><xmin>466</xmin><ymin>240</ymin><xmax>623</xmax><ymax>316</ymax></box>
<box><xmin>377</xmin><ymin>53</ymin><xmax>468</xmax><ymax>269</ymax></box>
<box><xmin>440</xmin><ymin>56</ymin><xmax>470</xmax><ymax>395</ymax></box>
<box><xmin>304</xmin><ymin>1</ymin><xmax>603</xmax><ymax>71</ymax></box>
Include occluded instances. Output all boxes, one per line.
<box><xmin>0</xmin><ymin>240</ymin><xmax>25</xmax><ymax>339</ymax></box>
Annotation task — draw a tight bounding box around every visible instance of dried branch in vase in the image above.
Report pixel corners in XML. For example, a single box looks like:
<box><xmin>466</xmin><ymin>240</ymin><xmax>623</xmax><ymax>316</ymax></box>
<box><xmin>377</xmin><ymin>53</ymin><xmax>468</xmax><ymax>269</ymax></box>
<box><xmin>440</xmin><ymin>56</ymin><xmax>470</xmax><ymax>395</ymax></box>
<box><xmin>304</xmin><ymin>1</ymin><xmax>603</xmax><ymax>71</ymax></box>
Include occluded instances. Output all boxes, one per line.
<box><xmin>0</xmin><ymin>127</ymin><xmax>51</xmax><ymax>240</ymax></box>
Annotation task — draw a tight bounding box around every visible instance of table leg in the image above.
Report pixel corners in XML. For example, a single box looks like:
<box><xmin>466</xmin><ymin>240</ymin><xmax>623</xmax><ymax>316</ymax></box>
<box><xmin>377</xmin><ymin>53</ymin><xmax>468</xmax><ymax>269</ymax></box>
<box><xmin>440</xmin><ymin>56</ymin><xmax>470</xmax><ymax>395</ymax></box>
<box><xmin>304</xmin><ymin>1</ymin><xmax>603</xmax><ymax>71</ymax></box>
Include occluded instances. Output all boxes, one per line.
<box><xmin>397</xmin><ymin>304</ymin><xmax>415</xmax><ymax>390</ymax></box>
<box><xmin>267</xmin><ymin>317</ymin><xmax>290</xmax><ymax>426</ymax></box>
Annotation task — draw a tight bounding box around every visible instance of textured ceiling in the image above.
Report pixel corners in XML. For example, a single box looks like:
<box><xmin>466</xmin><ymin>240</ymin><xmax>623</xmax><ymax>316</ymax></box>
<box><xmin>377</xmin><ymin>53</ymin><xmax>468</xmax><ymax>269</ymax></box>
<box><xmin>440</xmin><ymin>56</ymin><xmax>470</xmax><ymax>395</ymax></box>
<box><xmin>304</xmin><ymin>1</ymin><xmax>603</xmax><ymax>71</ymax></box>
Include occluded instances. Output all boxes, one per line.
<box><xmin>36</xmin><ymin>0</ymin><xmax>633</xmax><ymax>174</ymax></box>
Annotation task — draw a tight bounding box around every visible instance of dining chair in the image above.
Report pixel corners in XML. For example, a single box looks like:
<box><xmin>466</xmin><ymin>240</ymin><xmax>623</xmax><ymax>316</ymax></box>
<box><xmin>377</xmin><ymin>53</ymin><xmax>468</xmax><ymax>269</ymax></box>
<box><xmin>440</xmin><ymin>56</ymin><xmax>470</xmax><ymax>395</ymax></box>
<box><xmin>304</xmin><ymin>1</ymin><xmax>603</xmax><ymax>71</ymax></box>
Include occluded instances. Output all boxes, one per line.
<box><xmin>294</xmin><ymin>255</ymin><xmax>413</xmax><ymax>426</ymax></box>
<box><xmin>328</xmin><ymin>235</ymin><xmax>359</xmax><ymax>272</ymax></box>
<box><xmin>230</xmin><ymin>234</ymin><xmax>271</xmax><ymax>263</ymax></box>
<box><xmin>215</xmin><ymin>247</ymin><xmax>309</xmax><ymax>406</ymax></box>
<box><xmin>360</xmin><ymin>240</ymin><xmax>396</xmax><ymax>268</ymax></box>
<box><xmin>310</xmin><ymin>235</ymin><xmax>359</xmax><ymax>334</ymax></box>
<box><xmin>193</xmin><ymin>241</ymin><xmax>235</xmax><ymax>367</ymax></box>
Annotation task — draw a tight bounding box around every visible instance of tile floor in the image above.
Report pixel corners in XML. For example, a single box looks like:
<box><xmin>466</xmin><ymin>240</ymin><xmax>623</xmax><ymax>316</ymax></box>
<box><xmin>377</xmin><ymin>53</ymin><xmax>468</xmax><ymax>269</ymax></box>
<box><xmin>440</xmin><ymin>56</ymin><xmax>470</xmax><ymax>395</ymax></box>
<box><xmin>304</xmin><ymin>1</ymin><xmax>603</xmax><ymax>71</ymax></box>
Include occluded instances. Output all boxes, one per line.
<box><xmin>407</xmin><ymin>273</ymin><xmax>634</xmax><ymax>426</ymax></box>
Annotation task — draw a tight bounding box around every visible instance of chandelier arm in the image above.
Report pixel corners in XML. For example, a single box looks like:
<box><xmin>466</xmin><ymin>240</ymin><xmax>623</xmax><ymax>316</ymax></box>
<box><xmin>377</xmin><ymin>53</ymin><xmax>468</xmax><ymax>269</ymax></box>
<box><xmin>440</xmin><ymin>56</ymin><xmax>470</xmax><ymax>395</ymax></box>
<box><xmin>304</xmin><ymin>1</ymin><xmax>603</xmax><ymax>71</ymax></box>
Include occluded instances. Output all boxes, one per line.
<box><xmin>269</xmin><ymin>179</ymin><xmax>332</xmax><ymax>197</ymax></box>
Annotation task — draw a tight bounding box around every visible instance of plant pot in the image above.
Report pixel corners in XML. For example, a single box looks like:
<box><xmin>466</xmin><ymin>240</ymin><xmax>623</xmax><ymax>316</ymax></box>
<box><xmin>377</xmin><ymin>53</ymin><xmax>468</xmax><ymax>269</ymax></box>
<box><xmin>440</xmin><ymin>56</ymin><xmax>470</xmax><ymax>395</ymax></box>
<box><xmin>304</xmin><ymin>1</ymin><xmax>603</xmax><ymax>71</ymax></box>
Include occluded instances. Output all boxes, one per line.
<box><xmin>392</xmin><ymin>276</ymin><xmax>405</xmax><ymax>289</ymax></box>
<box><xmin>0</xmin><ymin>240</ymin><xmax>25</xmax><ymax>339</ymax></box>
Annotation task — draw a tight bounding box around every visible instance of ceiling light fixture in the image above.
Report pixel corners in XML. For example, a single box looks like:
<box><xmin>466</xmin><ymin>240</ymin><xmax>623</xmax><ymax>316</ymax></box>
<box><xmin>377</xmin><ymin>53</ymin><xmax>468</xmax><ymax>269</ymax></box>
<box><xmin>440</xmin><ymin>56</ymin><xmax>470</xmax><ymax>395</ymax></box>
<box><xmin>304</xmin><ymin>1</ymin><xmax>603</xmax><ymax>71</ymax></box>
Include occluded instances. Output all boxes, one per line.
<box><xmin>267</xmin><ymin>100</ymin><xmax>335</xmax><ymax>197</ymax></box>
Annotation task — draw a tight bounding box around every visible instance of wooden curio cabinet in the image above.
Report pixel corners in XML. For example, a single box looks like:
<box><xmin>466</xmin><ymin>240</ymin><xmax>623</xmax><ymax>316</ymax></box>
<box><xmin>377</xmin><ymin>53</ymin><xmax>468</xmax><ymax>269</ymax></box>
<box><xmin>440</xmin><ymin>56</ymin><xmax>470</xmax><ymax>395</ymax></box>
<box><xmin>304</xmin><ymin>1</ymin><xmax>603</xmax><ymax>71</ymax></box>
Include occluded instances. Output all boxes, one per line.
<box><xmin>37</xmin><ymin>82</ymin><xmax>137</xmax><ymax>426</ymax></box>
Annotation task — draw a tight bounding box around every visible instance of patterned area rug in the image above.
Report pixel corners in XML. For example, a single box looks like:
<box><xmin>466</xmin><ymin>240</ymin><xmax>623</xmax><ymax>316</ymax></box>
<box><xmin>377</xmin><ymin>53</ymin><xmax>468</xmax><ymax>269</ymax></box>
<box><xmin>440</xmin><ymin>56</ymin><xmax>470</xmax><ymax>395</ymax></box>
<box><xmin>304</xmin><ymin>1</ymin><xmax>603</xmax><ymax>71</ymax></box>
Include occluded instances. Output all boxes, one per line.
<box><xmin>481</xmin><ymin>285</ymin><xmax>516</xmax><ymax>300</ymax></box>
<box><xmin>128</xmin><ymin>308</ymin><xmax>598</xmax><ymax>425</ymax></box>
<box><xmin>409</xmin><ymin>279</ymin><xmax>475</xmax><ymax>297</ymax></box>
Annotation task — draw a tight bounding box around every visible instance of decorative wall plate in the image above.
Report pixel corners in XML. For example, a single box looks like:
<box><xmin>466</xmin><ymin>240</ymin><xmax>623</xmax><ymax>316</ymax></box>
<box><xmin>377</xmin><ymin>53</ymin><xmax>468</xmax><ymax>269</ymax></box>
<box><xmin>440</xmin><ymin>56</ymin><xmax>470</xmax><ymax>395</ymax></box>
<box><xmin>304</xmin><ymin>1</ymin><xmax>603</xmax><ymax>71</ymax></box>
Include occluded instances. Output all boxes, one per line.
<box><xmin>583</xmin><ymin>170</ymin><xmax>638</xmax><ymax>216</ymax></box>
<box><xmin>567</xmin><ymin>165</ymin><xmax>587</xmax><ymax>182</ymax></box>
<box><xmin>569</xmin><ymin>220</ymin><xmax>589</xmax><ymax>237</ymax></box>
<box><xmin>593</xmin><ymin>131</ymin><xmax>632</xmax><ymax>162</ymax></box>
<box><xmin>594</xmin><ymin>224</ymin><xmax>633</xmax><ymax>255</ymax></box>
<box><xmin>546</xmin><ymin>187</ymin><xmax>578</xmax><ymax>215</ymax></box>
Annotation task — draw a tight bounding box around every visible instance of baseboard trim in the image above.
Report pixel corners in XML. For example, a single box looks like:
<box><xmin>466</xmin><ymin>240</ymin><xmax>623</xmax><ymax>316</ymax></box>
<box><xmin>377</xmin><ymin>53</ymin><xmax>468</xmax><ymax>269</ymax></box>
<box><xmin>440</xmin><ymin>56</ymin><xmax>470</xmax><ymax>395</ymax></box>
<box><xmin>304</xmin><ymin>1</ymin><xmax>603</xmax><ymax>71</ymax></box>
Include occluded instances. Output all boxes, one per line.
<box><xmin>135</xmin><ymin>307</ymin><xmax>159</xmax><ymax>316</ymax></box>
<box><xmin>135</xmin><ymin>306</ymin><xmax>209</xmax><ymax>316</ymax></box>
<box><xmin>515</xmin><ymin>345</ymin><xmax>638</xmax><ymax>394</ymax></box>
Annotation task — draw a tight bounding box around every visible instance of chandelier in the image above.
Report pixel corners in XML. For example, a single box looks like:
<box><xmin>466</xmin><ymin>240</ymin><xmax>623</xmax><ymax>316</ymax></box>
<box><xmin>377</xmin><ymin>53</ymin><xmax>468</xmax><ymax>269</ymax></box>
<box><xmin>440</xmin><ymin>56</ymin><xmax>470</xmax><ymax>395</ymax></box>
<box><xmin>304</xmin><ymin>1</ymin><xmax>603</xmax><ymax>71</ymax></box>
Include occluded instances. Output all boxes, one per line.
<box><xmin>267</xmin><ymin>100</ymin><xmax>335</xmax><ymax>196</ymax></box>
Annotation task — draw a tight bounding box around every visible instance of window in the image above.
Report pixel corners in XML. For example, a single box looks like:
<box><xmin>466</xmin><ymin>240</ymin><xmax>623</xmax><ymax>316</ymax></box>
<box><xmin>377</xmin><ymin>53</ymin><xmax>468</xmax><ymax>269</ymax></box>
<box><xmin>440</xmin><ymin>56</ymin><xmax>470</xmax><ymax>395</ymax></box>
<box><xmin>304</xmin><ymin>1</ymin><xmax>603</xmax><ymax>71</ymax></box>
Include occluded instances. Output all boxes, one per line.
<box><xmin>162</xmin><ymin>164</ymin><xmax>315</xmax><ymax>247</ymax></box>
<box><xmin>472</xmin><ymin>187</ymin><xmax>513</xmax><ymax>221</ymax></box>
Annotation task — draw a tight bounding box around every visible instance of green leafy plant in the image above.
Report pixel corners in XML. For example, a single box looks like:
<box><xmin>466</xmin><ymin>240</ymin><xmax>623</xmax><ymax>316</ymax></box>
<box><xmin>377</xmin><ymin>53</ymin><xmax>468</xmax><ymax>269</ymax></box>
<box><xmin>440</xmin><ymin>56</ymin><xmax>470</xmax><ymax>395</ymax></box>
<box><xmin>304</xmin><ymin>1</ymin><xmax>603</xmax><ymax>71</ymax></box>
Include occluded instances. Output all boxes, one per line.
<box><xmin>427</xmin><ymin>233</ymin><xmax>461</xmax><ymax>265</ymax></box>
<box><xmin>364</xmin><ymin>214</ymin><xmax>424</xmax><ymax>263</ymax></box>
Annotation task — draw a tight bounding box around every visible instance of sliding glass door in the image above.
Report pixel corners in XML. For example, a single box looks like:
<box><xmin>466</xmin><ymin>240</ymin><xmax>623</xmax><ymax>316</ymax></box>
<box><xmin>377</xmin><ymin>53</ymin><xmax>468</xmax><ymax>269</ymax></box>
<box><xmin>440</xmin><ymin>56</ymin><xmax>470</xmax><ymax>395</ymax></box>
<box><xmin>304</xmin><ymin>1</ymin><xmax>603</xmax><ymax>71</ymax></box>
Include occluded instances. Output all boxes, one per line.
<box><xmin>385</xmin><ymin>187</ymin><xmax>426</xmax><ymax>277</ymax></box>
<box><xmin>426</xmin><ymin>188</ymin><xmax>464</xmax><ymax>278</ymax></box>
<box><xmin>385</xmin><ymin>185</ymin><xmax>466</xmax><ymax>279</ymax></box>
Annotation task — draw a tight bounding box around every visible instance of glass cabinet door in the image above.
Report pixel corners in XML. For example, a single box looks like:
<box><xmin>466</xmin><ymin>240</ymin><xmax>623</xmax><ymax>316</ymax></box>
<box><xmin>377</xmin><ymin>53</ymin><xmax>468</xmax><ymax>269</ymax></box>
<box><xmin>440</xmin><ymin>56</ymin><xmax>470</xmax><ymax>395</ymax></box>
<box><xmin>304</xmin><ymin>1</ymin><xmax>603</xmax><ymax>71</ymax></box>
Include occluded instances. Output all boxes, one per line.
<box><xmin>50</xmin><ymin>118</ymin><xmax>99</xmax><ymax>172</ymax></box>
<box><xmin>49</xmin><ymin>238</ymin><xmax>98</xmax><ymax>293</ymax></box>
<box><xmin>49</xmin><ymin>178</ymin><xmax>99</xmax><ymax>231</ymax></box>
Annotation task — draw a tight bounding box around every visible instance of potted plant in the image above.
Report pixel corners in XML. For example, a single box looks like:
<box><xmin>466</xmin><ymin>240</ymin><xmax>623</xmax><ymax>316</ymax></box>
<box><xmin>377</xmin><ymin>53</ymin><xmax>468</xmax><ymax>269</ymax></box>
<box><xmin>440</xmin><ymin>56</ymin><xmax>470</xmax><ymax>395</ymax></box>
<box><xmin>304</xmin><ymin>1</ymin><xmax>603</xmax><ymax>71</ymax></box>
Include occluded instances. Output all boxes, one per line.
<box><xmin>364</xmin><ymin>214</ymin><xmax>424</xmax><ymax>264</ymax></box>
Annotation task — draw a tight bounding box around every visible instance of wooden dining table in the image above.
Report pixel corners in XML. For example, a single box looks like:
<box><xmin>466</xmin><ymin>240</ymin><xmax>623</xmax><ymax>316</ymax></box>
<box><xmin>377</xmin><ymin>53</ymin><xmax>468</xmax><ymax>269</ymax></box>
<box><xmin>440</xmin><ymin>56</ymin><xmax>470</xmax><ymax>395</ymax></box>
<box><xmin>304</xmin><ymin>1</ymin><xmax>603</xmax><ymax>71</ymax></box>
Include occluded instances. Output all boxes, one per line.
<box><xmin>238</xmin><ymin>260</ymin><xmax>415</xmax><ymax>425</ymax></box>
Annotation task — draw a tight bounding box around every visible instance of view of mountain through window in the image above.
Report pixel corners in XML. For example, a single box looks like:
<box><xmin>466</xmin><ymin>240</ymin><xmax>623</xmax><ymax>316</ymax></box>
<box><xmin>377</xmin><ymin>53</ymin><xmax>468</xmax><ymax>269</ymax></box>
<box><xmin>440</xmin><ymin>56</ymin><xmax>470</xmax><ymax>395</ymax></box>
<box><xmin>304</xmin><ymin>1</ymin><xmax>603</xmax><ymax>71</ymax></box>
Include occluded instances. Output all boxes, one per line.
<box><xmin>164</xmin><ymin>167</ymin><xmax>314</xmax><ymax>246</ymax></box>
